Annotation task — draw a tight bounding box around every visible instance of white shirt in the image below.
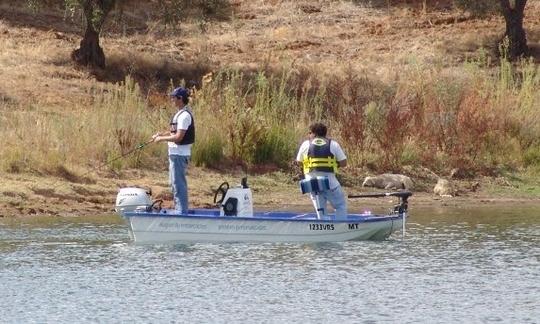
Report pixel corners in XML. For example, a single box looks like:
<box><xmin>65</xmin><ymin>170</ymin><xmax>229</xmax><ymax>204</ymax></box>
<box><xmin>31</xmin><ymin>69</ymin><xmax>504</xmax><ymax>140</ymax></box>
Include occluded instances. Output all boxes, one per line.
<box><xmin>168</xmin><ymin>107</ymin><xmax>193</xmax><ymax>156</ymax></box>
<box><xmin>296</xmin><ymin>138</ymin><xmax>346</xmax><ymax>189</ymax></box>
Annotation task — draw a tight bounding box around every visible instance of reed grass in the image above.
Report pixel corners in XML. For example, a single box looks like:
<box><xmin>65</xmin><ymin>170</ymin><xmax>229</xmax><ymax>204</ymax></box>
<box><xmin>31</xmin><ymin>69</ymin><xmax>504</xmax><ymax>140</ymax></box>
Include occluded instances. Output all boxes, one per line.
<box><xmin>1</xmin><ymin>54</ymin><xmax>539</xmax><ymax>177</ymax></box>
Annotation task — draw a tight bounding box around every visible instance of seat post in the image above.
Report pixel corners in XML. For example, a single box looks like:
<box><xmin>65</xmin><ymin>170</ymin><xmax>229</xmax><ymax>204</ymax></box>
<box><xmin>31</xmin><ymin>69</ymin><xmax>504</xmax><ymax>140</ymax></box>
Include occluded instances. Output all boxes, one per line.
<box><xmin>313</xmin><ymin>192</ymin><xmax>326</xmax><ymax>219</ymax></box>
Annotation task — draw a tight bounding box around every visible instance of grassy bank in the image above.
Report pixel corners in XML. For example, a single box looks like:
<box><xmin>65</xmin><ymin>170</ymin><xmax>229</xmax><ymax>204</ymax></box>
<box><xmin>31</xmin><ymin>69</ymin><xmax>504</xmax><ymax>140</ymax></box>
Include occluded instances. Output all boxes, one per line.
<box><xmin>1</xmin><ymin>53</ymin><xmax>539</xmax><ymax>179</ymax></box>
<box><xmin>1</xmin><ymin>0</ymin><xmax>540</xmax><ymax>219</ymax></box>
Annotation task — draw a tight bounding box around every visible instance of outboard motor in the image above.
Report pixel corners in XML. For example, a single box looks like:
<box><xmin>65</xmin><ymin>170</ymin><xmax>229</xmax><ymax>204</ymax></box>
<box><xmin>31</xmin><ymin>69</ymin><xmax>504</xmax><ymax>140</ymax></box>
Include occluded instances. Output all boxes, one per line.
<box><xmin>115</xmin><ymin>187</ymin><xmax>152</xmax><ymax>215</ymax></box>
<box><xmin>218</xmin><ymin>177</ymin><xmax>253</xmax><ymax>217</ymax></box>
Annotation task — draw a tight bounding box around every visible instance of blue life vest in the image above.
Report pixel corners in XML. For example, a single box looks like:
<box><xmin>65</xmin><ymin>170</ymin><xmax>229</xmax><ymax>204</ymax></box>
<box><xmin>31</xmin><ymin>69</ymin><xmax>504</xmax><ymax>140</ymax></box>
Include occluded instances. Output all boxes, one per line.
<box><xmin>302</xmin><ymin>138</ymin><xmax>338</xmax><ymax>174</ymax></box>
<box><xmin>170</xmin><ymin>109</ymin><xmax>195</xmax><ymax>145</ymax></box>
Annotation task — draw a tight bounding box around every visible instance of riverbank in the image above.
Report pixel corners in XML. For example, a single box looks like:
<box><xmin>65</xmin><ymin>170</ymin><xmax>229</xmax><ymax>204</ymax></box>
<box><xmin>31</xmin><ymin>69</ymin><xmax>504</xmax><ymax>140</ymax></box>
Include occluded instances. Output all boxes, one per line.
<box><xmin>1</xmin><ymin>1</ymin><xmax>540</xmax><ymax>219</ymax></box>
<box><xmin>2</xmin><ymin>167</ymin><xmax>540</xmax><ymax>218</ymax></box>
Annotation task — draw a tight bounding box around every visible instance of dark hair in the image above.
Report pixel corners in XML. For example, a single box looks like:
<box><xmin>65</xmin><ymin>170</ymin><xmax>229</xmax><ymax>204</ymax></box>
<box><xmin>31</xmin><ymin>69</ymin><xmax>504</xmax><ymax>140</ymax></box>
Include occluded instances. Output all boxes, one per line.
<box><xmin>309</xmin><ymin>122</ymin><xmax>327</xmax><ymax>137</ymax></box>
<box><xmin>171</xmin><ymin>87</ymin><xmax>190</xmax><ymax>104</ymax></box>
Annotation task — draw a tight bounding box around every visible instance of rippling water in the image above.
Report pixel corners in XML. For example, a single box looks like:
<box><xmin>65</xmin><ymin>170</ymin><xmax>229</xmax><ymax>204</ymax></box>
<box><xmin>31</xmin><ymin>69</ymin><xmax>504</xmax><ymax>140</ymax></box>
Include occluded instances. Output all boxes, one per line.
<box><xmin>1</xmin><ymin>206</ymin><xmax>539</xmax><ymax>323</ymax></box>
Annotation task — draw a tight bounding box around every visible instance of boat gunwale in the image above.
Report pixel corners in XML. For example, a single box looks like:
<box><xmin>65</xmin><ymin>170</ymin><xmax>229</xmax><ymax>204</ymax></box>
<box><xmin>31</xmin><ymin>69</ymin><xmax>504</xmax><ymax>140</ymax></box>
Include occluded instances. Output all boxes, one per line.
<box><xmin>123</xmin><ymin>209</ymin><xmax>404</xmax><ymax>223</ymax></box>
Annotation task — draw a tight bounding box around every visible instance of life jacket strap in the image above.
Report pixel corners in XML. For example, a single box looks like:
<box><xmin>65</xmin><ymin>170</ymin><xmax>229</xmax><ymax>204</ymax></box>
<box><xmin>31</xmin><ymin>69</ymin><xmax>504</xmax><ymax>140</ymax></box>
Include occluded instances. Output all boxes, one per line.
<box><xmin>302</xmin><ymin>156</ymin><xmax>338</xmax><ymax>174</ymax></box>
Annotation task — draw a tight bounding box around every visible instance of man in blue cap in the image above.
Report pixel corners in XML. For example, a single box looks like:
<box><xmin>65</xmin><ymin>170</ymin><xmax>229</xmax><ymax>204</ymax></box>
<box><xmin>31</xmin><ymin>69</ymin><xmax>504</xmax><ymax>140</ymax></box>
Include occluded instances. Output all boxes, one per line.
<box><xmin>152</xmin><ymin>87</ymin><xmax>195</xmax><ymax>214</ymax></box>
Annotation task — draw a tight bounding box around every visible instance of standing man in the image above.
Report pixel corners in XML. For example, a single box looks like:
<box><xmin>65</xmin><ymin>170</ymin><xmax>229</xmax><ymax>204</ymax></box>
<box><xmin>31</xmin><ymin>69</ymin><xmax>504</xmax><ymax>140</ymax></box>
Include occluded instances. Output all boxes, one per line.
<box><xmin>296</xmin><ymin>122</ymin><xmax>347</xmax><ymax>219</ymax></box>
<box><xmin>152</xmin><ymin>87</ymin><xmax>195</xmax><ymax>214</ymax></box>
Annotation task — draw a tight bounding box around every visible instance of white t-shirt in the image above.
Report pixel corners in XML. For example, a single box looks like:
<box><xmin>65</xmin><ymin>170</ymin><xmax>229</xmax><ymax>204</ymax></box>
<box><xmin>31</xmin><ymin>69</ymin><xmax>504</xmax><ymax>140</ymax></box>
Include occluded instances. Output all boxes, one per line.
<box><xmin>168</xmin><ymin>108</ymin><xmax>193</xmax><ymax>156</ymax></box>
<box><xmin>296</xmin><ymin>138</ymin><xmax>347</xmax><ymax>189</ymax></box>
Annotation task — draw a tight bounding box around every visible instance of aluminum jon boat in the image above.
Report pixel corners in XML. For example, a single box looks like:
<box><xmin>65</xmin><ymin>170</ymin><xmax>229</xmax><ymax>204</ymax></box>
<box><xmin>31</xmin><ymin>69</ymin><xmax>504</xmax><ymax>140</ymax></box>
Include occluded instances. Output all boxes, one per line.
<box><xmin>115</xmin><ymin>178</ymin><xmax>412</xmax><ymax>244</ymax></box>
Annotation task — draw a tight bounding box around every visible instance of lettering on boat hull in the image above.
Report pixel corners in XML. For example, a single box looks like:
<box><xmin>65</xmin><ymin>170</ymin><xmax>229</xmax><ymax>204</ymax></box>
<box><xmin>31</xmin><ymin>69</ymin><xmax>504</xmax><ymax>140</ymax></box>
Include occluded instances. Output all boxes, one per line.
<box><xmin>309</xmin><ymin>223</ymin><xmax>335</xmax><ymax>231</ymax></box>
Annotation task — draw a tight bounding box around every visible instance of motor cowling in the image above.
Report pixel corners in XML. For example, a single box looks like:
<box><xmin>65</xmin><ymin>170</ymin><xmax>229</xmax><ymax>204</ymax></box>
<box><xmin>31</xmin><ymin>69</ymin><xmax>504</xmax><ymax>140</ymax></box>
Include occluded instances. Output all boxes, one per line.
<box><xmin>220</xmin><ymin>187</ymin><xmax>253</xmax><ymax>217</ymax></box>
<box><xmin>115</xmin><ymin>187</ymin><xmax>152</xmax><ymax>215</ymax></box>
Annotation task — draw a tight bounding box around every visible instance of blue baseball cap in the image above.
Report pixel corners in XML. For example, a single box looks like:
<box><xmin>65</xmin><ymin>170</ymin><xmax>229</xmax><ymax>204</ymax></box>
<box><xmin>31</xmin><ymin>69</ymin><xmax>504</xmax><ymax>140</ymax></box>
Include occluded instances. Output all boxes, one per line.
<box><xmin>170</xmin><ymin>87</ymin><xmax>190</xmax><ymax>100</ymax></box>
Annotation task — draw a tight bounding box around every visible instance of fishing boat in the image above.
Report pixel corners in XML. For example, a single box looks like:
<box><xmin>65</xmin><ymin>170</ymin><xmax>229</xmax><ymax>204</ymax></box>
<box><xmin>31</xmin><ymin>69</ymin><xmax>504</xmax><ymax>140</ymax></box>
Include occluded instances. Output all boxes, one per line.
<box><xmin>115</xmin><ymin>178</ymin><xmax>412</xmax><ymax>244</ymax></box>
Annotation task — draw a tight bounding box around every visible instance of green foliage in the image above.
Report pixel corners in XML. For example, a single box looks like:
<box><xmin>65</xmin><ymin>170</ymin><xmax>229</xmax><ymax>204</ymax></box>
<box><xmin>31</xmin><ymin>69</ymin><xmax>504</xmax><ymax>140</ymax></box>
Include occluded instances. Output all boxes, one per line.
<box><xmin>399</xmin><ymin>140</ymin><xmax>420</xmax><ymax>166</ymax></box>
<box><xmin>524</xmin><ymin>146</ymin><xmax>540</xmax><ymax>167</ymax></box>
<box><xmin>195</xmin><ymin>69</ymin><xmax>307</xmax><ymax>167</ymax></box>
<box><xmin>253</xmin><ymin>126</ymin><xmax>297</xmax><ymax>168</ymax></box>
<box><xmin>191</xmin><ymin>133</ymin><xmax>224</xmax><ymax>168</ymax></box>
<box><xmin>90</xmin><ymin>76</ymin><xmax>157</xmax><ymax>168</ymax></box>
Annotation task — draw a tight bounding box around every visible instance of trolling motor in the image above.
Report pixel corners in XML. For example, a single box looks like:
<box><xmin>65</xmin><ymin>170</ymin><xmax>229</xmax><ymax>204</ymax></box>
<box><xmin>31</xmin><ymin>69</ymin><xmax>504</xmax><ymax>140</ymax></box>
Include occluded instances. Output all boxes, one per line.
<box><xmin>392</xmin><ymin>191</ymin><xmax>412</xmax><ymax>214</ymax></box>
<box><xmin>214</xmin><ymin>177</ymin><xmax>253</xmax><ymax>217</ymax></box>
<box><xmin>348</xmin><ymin>191</ymin><xmax>413</xmax><ymax>238</ymax></box>
<box><xmin>348</xmin><ymin>191</ymin><xmax>412</xmax><ymax>215</ymax></box>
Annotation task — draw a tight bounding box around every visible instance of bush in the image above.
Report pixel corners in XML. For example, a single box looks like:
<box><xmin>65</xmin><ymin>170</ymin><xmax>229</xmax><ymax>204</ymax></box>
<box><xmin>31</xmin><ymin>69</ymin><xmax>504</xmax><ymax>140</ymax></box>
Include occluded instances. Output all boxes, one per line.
<box><xmin>253</xmin><ymin>126</ymin><xmax>297</xmax><ymax>168</ymax></box>
<box><xmin>524</xmin><ymin>146</ymin><xmax>540</xmax><ymax>167</ymax></box>
<box><xmin>192</xmin><ymin>133</ymin><xmax>224</xmax><ymax>168</ymax></box>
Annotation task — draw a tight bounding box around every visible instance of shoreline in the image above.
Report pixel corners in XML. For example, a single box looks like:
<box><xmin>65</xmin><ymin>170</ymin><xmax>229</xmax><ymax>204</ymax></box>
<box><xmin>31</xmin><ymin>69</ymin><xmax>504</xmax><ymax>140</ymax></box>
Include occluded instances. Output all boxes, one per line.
<box><xmin>2</xmin><ymin>168</ymin><xmax>540</xmax><ymax>218</ymax></box>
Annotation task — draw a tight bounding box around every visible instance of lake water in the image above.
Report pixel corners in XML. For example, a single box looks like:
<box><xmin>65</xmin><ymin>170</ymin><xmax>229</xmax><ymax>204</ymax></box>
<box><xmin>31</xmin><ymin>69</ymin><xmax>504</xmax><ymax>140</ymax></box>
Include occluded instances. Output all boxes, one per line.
<box><xmin>1</xmin><ymin>205</ymin><xmax>539</xmax><ymax>323</ymax></box>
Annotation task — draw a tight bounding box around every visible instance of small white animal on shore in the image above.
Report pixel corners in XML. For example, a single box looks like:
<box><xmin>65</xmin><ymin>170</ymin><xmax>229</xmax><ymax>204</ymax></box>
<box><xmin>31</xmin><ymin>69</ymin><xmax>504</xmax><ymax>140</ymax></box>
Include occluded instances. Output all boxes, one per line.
<box><xmin>362</xmin><ymin>174</ymin><xmax>414</xmax><ymax>190</ymax></box>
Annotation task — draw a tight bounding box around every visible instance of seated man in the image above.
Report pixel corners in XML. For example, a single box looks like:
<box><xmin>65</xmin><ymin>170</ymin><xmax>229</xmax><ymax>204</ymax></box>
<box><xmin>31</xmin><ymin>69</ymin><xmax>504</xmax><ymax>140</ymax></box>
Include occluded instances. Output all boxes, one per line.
<box><xmin>296</xmin><ymin>122</ymin><xmax>347</xmax><ymax>219</ymax></box>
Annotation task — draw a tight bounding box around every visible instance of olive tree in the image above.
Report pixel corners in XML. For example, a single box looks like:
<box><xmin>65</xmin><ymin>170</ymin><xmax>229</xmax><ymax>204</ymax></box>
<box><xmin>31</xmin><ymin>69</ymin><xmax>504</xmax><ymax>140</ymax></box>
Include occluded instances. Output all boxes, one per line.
<box><xmin>499</xmin><ymin>0</ymin><xmax>528</xmax><ymax>59</ymax></box>
<box><xmin>69</xmin><ymin>0</ymin><xmax>116</xmax><ymax>69</ymax></box>
<box><xmin>455</xmin><ymin>0</ymin><xmax>529</xmax><ymax>59</ymax></box>
<box><xmin>26</xmin><ymin>0</ymin><xmax>117</xmax><ymax>68</ymax></box>
<box><xmin>27</xmin><ymin>0</ymin><xmax>231</xmax><ymax>69</ymax></box>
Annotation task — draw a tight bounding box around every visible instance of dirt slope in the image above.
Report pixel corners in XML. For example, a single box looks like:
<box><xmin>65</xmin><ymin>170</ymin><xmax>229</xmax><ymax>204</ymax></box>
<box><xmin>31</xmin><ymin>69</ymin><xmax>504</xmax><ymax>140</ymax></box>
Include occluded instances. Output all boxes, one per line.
<box><xmin>1</xmin><ymin>1</ymin><xmax>539</xmax><ymax>106</ymax></box>
<box><xmin>1</xmin><ymin>1</ymin><xmax>540</xmax><ymax>217</ymax></box>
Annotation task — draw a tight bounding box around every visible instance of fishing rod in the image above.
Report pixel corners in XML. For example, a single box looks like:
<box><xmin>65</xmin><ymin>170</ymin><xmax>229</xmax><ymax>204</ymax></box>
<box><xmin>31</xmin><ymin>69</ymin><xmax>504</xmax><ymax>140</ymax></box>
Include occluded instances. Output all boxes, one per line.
<box><xmin>347</xmin><ymin>191</ymin><xmax>413</xmax><ymax>199</ymax></box>
<box><xmin>92</xmin><ymin>139</ymin><xmax>154</xmax><ymax>171</ymax></box>
<box><xmin>46</xmin><ymin>139</ymin><xmax>154</xmax><ymax>191</ymax></box>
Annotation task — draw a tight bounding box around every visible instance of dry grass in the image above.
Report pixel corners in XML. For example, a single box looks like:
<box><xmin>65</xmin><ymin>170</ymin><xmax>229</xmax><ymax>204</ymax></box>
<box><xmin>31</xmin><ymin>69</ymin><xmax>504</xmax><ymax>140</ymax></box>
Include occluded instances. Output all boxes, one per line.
<box><xmin>1</xmin><ymin>1</ymin><xmax>538</xmax><ymax>105</ymax></box>
<box><xmin>1</xmin><ymin>0</ymin><xmax>540</xmax><ymax>216</ymax></box>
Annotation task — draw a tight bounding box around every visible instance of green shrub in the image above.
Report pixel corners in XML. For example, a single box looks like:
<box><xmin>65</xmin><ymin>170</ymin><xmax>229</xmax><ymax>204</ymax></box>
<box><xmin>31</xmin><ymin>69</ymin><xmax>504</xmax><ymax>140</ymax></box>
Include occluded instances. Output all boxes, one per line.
<box><xmin>524</xmin><ymin>146</ymin><xmax>540</xmax><ymax>168</ymax></box>
<box><xmin>254</xmin><ymin>126</ymin><xmax>297</xmax><ymax>168</ymax></box>
<box><xmin>191</xmin><ymin>133</ymin><xmax>224</xmax><ymax>168</ymax></box>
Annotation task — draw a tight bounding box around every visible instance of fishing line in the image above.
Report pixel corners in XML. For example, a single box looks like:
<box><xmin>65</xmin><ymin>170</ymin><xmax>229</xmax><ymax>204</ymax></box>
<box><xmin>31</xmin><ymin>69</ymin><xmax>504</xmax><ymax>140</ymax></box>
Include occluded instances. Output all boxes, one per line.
<box><xmin>43</xmin><ymin>139</ymin><xmax>154</xmax><ymax>192</ymax></box>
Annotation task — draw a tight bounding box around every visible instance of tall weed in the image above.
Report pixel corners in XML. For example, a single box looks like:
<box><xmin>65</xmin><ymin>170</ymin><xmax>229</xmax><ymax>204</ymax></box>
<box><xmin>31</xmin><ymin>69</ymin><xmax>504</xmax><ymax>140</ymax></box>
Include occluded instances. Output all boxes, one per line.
<box><xmin>2</xmin><ymin>56</ymin><xmax>540</xmax><ymax>177</ymax></box>
<box><xmin>195</xmin><ymin>69</ymin><xmax>304</xmax><ymax>167</ymax></box>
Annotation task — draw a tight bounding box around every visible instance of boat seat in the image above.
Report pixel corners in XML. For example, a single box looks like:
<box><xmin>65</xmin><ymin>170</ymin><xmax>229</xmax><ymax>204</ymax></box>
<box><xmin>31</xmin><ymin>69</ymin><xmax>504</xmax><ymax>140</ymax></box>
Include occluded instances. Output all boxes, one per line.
<box><xmin>299</xmin><ymin>176</ymin><xmax>330</xmax><ymax>194</ymax></box>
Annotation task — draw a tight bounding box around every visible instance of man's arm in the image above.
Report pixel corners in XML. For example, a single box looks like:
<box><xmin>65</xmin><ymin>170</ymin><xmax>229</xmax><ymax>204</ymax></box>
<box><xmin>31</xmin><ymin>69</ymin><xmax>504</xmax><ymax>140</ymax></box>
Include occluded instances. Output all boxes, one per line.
<box><xmin>295</xmin><ymin>142</ymin><xmax>308</xmax><ymax>180</ymax></box>
<box><xmin>295</xmin><ymin>160</ymin><xmax>305</xmax><ymax>180</ymax></box>
<box><xmin>152</xmin><ymin>129</ymin><xmax>186</xmax><ymax>143</ymax></box>
<box><xmin>153</xmin><ymin>111</ymin><xmax>190</xmax><ymax>143</ymax></box>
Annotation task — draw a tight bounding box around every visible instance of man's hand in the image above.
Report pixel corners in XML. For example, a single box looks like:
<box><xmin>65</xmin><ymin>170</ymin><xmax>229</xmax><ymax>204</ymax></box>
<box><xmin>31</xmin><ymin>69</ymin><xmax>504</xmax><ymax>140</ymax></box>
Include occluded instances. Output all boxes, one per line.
<box><xmin>152</xmin><ymin>133</ymin><xmax>161</xmax><ymax>143</ymax></box>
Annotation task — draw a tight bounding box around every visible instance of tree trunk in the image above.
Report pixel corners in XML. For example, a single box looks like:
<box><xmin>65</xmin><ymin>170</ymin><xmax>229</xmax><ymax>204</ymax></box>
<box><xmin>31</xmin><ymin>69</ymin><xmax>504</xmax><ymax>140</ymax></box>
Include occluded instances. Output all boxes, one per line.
<box><xmin>71</xmin><ymin>25</ymin><xmax>105</xmax><ymax>69</ymax></box>
<box><xmin>70</xmin><ymin>0</ymin><xmax>117</xmax><ymax>69</ymax></box>
<box><xmin>499</xmin><ymin>0</ymin><xmax>528</xmax><ymax>59</ymax></box>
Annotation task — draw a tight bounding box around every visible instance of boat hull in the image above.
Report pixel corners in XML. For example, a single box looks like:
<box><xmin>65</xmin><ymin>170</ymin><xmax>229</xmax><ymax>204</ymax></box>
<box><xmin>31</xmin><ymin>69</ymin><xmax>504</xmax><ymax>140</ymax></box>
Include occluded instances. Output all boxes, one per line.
<box><xmin>122</xmin><ymin>209</ymin><xmax>404</xmax><ymax>244</ymax></box>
